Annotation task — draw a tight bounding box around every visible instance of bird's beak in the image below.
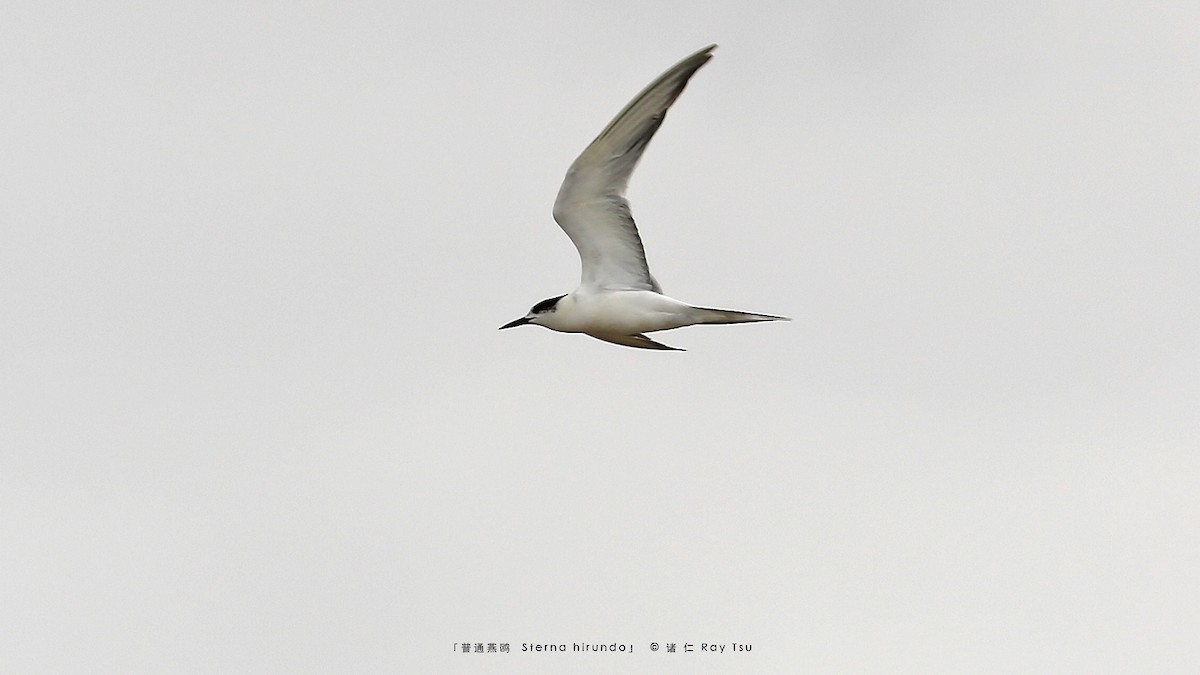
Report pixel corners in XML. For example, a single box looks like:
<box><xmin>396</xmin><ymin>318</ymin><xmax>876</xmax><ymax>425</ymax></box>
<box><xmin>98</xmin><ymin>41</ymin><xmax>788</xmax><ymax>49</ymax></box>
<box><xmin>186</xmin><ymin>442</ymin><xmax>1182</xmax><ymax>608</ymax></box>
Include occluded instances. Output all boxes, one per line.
<box><xmin>499</xmin><ymin>317</ymin><xmax>531</xmax><ymax>330</ymax></box>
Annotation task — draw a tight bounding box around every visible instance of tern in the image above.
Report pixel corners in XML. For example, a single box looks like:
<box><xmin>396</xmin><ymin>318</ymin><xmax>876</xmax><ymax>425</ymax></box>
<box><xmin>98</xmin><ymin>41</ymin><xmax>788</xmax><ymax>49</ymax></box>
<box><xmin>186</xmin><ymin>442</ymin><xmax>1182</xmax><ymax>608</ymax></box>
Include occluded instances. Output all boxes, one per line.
<box><xmin>500</xmin><ymin>44</ymin><xmax>789</xmax><ymax>350</ymax></box>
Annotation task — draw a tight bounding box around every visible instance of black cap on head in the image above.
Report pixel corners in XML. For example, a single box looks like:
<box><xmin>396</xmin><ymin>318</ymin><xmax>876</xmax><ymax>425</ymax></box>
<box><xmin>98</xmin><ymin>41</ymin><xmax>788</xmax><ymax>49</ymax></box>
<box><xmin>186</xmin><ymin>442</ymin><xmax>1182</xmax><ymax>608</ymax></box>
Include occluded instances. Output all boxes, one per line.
<box><xmin>530</xmin><ymin>294</ymin><xmax>566</xmax><ymax>314</ymax></box>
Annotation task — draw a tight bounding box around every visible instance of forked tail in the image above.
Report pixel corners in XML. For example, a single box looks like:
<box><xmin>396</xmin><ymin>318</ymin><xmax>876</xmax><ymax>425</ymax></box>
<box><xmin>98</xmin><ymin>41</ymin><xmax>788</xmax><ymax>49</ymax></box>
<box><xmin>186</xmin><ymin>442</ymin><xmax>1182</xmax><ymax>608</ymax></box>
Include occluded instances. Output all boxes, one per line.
<box><xmin>692</xmin><ymin>306</ymin><xmax>791</xmax><ymax>325</ymax></box>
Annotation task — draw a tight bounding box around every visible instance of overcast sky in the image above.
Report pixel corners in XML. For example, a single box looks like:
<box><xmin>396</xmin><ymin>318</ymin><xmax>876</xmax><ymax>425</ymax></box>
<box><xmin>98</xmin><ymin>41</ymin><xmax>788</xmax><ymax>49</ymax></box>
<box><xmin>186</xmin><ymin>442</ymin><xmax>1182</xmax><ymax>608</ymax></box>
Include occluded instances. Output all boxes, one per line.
<box><xmin>2</xmin><ymin>1</ymin><xmax>1197</xmax><ymax>672</ymax></box>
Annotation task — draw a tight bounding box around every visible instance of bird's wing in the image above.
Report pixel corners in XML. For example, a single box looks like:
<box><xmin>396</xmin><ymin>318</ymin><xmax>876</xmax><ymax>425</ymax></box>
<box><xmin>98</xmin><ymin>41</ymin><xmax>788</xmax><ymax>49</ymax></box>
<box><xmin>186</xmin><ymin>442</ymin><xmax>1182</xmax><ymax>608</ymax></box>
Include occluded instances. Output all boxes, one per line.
<box><xmin>590</xmin><ymin>333</ymin><xmax>684</xmax><ymax>351</ymax></box>
<box><xmin>552</xmin><ymin>44</ymin><xmax>716</xmax><ymax>292</ymax></box>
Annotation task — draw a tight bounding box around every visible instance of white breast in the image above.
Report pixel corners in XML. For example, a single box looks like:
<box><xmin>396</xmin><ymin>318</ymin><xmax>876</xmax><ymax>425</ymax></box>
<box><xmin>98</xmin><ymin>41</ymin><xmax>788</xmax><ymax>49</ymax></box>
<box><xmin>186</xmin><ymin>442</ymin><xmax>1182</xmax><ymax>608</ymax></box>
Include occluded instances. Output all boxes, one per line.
<box><xmin>541</xmin><ymin>290</ymin><xmax>700</xmax><ymax>335</ymax></box>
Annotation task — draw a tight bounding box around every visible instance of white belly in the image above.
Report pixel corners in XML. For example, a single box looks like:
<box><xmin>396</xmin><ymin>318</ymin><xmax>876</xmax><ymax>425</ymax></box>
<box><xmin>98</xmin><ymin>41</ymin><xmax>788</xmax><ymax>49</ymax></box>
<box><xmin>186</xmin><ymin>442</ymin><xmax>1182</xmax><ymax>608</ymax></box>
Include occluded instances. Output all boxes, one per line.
<box><xmin>542</xmin><ymin>290</ymin><xmax>698</xmax><ymax>335</ymax></box>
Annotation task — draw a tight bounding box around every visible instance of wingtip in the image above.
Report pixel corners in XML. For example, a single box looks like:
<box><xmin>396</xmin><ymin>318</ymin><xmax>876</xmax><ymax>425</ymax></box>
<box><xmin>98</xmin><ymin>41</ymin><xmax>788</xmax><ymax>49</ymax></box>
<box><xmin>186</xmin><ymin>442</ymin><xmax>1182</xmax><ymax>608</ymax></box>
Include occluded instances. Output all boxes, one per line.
<box><xmin>679</xmin><ymin>44</ymin><xmax>717</xmax><ymax>63</ymax></box>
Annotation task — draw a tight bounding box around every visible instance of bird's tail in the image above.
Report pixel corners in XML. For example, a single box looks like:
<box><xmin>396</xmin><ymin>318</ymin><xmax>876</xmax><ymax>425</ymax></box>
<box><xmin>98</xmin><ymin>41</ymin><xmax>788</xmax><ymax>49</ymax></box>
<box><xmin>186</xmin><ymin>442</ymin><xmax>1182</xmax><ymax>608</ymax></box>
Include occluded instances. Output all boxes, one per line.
<box><xmin>691</xmin><ymin>306</ymin><xmax>791</xmax><ymax>325</ymax></box>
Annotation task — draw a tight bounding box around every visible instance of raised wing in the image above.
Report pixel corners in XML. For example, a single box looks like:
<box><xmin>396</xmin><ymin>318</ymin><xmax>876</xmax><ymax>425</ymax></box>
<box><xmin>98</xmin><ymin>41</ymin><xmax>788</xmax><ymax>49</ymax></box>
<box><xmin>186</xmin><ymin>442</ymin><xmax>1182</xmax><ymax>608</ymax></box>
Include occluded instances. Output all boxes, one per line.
<box><xmin>552</xmin><ymin>44</ymin><xmax>716</xmax><ymax>292</ymax></box>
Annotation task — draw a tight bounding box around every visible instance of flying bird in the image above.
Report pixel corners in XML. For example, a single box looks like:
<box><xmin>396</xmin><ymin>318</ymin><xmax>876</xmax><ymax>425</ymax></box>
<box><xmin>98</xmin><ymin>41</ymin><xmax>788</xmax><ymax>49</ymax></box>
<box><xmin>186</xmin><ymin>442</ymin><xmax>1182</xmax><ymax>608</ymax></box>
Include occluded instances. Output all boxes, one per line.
<box><xmin>500</xmin><ymin>44</ymin><xmax>789</xmax><ymax>350</ymax></box>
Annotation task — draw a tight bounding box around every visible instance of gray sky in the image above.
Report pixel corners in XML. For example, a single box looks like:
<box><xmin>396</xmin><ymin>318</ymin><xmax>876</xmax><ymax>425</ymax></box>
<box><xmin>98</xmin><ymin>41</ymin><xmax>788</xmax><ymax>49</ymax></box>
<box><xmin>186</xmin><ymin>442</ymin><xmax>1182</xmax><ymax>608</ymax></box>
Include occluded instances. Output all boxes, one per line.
<box><xmin>2</xmin><ymin>1</ymin><xmax>1197</xmax><ymax>672</ymax></box>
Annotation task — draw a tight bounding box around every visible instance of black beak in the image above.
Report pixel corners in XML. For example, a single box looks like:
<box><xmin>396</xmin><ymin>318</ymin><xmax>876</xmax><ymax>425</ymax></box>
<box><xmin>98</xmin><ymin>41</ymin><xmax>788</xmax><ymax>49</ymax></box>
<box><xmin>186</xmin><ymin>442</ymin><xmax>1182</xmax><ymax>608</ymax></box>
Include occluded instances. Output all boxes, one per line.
<box><xmin>499</xmin><ymin>317</ymin><xmax>531</xmax><ymax>330</ymax></box>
